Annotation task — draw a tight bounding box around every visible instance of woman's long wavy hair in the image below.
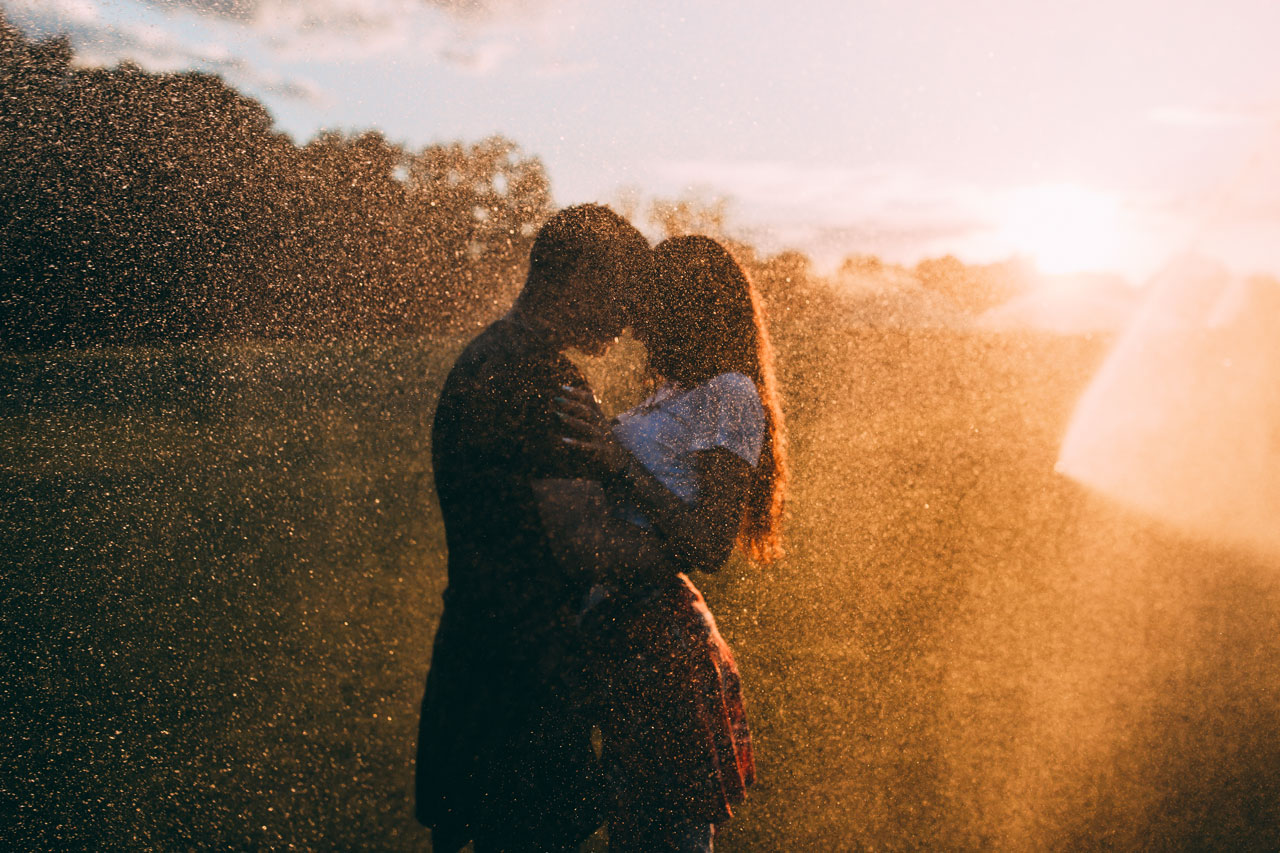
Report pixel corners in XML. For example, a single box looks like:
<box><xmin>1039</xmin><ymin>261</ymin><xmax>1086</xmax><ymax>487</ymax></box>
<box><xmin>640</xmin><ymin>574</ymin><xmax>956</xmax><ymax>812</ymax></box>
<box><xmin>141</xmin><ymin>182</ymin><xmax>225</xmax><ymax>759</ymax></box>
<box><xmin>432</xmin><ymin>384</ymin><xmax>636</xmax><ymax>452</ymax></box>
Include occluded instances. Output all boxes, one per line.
<box><xmin>648</xmin><ymin>236</ymin><xmax>787</xmax><ymax>564</ymax></box>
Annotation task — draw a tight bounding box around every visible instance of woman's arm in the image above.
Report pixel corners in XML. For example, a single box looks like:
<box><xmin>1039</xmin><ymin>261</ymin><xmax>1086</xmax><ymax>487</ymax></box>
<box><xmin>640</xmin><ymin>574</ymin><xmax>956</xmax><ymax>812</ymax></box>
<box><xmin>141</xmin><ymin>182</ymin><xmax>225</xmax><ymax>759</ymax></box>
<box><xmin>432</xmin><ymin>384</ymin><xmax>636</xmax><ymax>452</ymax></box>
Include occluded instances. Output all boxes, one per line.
<box><xmin>532</xmin><ymin>478</ymin><xmax>675</xmax><ymax>588</ymax></box>
<box><xmin>610</xmin><ymin>445</ymin><xmax>752</xmax><ymax>573</ymax></box>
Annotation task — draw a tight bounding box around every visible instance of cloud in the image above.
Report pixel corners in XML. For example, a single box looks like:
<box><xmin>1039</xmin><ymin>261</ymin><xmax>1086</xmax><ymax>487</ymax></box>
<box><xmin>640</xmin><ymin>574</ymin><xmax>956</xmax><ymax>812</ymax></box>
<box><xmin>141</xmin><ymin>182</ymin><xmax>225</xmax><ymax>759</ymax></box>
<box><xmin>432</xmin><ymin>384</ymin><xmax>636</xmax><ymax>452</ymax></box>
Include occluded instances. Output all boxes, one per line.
<box><xmin>417</xmin><ymin>0</ymin><xmax>570</xmax><ymax>22</ymax></box>
<box><xmin>1146</xmin><ymin>105</ymin><xmax>1271</xmax><ymax>129</ymax></box>
<box><xmin>653</xmin><ymin>160</ymin><xmax>989</xmax><ymax>226</ymax></box>
<box><xmin>140</xmin><ymin>0</ymin><xmax>563</xmax><ymax>22</ymax></box>
<box><xmin>141</xmin><ymin>0</ymin><xmax>258</xmax><ymax>17</ymax></box>
<box><xmin>5</xmin><ymin>0</ymin><xmax>327</xmax><ymax>103</ymax></box>
<box><xmin>131</xmin><ymin>0</ymin><xmax>579</xmax><ymax>67</ymax></box>
<box><xmin>244</xmin><ymin>0</ymin><xmax>430</xmax><ymax>61</ymax></box>
<box><xmin>649</xmin><ymin>158</ymin><xmax>996</xmax><ymax>266</ymax></box>
<box><xmin>232</xmin><ymin>61</ymin><xmax>326</xmax><ymax>102</ymax></box>
<box><xmin>4</xmin><ymin>0</ymin><xmax>105</xmax><ymax>33</ymax></box>
<box><xmin>438</xmin><ymin>40</ymin><xmax>512</xmax><ymax>75</ymax></box>
<box><xmin>7</xmin><ymin>0</ymin><xmax>588</xmax><ymax>77</ymax></box>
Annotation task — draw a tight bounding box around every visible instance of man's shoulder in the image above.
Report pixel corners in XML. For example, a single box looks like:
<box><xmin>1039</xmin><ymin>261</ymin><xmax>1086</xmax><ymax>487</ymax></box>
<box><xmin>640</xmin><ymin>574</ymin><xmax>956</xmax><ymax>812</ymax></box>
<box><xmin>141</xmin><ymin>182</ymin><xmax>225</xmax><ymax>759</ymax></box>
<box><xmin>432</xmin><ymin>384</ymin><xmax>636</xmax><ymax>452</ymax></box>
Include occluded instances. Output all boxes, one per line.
<box><xmin>434</xmin><ymin>318</ymin><xmax>581</xmax><ymax>444</ymax></box>
<box><xmin>435</xmin><ymin>321</ymin><xmax>517</xmax><ymax>409</ymax></box>
<box><xmin>449</xmin><ymin>318</ymin><xmax>517</xmax><ymax>374</ymax></box>
<box><xmin>445</xmin><ymin>318</ymin><xmax>565</xmax><ymax>390</ymax></box>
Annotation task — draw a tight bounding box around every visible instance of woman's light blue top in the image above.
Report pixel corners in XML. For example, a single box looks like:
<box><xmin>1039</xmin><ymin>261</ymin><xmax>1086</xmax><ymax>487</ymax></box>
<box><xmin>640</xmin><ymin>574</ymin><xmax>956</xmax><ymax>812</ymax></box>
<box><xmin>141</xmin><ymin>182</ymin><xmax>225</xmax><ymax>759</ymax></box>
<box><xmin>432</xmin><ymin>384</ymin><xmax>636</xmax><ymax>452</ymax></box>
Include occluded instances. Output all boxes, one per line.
<box><xmin>612</xmin><ymin>371</ymin><xmax>766</xmax><ymax>507</ymax></box>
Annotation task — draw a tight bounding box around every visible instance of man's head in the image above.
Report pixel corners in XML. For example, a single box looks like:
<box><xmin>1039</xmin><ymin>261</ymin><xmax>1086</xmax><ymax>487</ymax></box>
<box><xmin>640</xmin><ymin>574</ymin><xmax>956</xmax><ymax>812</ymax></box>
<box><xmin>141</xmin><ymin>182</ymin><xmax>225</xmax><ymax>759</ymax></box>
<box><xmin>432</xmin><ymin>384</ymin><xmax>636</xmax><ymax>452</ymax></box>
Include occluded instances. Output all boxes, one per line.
<box><xmin>516</xmin><ymin>204</ymin><xmax>654</xmax><ymax>355</ymax></box>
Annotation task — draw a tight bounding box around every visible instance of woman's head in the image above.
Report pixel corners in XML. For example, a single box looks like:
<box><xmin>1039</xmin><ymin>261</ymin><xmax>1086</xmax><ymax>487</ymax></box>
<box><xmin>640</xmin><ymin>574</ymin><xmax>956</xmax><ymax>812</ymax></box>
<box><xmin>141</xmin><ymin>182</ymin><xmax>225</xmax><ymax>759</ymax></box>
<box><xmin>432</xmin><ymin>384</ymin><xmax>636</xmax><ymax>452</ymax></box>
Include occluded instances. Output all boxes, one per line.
<box><xmin>649</xmin><ymin>235</ymin><xmax>788</xmax><ymax>563</ymax></box>
<box><xmin>644</xmin><ymin>236</ymin><xmax>758</xmax><ymax>385</ymax></box>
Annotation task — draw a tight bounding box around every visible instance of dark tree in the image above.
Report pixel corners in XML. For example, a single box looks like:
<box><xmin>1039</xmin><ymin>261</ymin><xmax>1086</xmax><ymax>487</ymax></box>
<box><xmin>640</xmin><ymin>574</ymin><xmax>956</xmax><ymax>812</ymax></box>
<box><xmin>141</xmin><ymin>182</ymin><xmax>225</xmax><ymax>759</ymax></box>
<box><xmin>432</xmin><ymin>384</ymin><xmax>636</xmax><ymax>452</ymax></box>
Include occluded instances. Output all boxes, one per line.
<box><xmin>0</xmin><ymin>11</ymin><xmax>552</xmax><ymax>349</ymax></box>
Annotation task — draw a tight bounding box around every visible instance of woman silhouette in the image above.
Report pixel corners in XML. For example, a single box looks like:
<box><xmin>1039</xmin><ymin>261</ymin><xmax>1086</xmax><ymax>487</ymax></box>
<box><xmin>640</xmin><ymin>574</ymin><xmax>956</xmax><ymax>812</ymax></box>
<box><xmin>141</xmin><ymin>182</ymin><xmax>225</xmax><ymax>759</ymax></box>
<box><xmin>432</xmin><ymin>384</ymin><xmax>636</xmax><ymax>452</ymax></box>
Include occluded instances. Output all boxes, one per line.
<box><xmin>557</xmin><ymin>235</ymin><xmax>787</xmax><ymax>852</ymax></box>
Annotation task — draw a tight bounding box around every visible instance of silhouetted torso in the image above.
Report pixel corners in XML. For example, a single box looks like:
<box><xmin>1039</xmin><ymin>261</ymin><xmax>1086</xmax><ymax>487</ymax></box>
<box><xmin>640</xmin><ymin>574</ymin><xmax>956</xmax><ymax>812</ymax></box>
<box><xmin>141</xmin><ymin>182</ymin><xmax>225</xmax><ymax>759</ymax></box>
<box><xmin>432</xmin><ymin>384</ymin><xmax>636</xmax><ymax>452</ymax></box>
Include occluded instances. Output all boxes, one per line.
<box><xmin>416</xmin><ymin>317</ymin><xmax>602</xmax><ymax>852</ymax></box>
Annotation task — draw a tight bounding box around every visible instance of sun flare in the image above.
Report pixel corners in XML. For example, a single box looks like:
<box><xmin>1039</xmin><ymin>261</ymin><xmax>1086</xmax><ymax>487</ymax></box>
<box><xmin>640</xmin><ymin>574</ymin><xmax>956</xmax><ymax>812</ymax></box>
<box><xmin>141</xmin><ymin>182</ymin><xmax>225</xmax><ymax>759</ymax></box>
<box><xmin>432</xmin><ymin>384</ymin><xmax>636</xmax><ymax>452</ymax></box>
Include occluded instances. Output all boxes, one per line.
<box><xmin>999</xmin><ymin>184</ymin><xmax>1125</xmax><ymax>275</ymax></box>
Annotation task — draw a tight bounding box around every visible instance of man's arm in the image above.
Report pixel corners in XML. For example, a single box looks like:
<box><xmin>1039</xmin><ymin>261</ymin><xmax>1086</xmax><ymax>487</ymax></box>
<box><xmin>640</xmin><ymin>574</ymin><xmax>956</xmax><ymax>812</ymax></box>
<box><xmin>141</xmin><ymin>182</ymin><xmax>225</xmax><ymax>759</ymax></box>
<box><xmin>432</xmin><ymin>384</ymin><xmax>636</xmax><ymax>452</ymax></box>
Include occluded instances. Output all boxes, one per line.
<box><xmin>533</xmin><ymin>478</ymin><xmax>676</xmax><ymax>588</ymax></box>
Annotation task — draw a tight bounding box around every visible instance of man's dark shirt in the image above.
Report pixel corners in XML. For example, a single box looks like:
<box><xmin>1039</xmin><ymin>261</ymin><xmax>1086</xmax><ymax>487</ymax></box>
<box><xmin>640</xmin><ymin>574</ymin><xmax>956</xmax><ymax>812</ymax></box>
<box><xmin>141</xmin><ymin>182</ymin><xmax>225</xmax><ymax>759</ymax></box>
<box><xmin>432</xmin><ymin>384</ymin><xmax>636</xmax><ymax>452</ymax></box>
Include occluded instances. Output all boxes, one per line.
<box><xmin>416</xmin><ymin>317</ymin><xmax>602</xmax><ymax>852</ymax></box>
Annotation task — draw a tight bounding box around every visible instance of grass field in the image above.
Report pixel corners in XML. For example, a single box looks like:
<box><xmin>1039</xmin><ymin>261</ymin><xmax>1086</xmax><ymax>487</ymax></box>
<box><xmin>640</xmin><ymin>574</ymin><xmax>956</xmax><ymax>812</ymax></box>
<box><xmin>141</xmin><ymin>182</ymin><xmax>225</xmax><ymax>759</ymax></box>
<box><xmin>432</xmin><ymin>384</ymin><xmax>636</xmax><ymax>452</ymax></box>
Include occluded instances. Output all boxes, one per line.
<box><xmin>3</xmin><ymin>330</ymin><xmax>1279</xmax><ymax>850</ymax></box>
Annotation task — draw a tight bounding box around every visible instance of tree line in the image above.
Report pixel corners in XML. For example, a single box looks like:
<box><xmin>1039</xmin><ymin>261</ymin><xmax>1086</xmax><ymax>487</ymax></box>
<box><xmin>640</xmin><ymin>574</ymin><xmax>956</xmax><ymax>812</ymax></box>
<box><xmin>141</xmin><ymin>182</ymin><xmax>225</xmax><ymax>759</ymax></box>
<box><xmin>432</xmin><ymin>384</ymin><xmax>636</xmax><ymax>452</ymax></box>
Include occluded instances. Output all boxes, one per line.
<box><xmin>0</xmin><ymin>14</ymin><xmax>552</xmax><ymax>350</ymax></box>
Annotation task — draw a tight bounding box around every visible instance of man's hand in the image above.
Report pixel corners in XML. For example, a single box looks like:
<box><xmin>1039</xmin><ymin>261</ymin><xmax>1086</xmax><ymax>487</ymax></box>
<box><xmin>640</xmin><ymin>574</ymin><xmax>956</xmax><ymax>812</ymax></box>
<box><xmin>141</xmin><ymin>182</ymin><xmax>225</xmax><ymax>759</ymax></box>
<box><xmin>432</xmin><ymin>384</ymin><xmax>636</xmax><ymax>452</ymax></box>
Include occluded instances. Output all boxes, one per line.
<box><xmin>552</xmin><ymin>385</ymin><xmax>631</xmax><ymax>476</ymax></box>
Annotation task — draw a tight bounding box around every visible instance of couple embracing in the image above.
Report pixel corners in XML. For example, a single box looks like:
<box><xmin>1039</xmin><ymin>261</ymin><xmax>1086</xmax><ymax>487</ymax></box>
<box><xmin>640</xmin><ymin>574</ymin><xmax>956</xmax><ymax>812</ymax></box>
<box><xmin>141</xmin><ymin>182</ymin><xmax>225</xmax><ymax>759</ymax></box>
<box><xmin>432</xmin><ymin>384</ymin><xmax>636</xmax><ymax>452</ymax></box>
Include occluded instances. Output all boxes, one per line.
<box><xmin>416</xmin><ymin>204</ymin><xmax>787</xmax><ymax>852</ymax></box>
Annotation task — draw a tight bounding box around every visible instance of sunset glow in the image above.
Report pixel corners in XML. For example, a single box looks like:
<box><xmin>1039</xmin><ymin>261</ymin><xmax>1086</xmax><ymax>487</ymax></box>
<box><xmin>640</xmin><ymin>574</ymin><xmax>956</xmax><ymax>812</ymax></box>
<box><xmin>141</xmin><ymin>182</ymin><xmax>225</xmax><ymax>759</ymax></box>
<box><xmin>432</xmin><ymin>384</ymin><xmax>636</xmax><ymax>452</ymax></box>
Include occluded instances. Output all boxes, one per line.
<box><xmin>997</xmin><ymin>184</ymin><xmax>1125</xmax><ymax>276</ymax></box>
<box><xmin>6</xmin><ymin>0</ymin><xmax>1279</xmax><ymax>286</ymax></box>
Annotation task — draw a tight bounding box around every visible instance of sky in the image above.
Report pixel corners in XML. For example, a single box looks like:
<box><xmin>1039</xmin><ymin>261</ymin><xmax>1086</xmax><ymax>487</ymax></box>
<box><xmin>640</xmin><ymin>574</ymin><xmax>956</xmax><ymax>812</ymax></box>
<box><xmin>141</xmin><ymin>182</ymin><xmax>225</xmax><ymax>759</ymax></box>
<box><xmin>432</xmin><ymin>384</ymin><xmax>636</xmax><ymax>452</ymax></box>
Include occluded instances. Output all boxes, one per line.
<box><xmin>6</xmin><ymin>0</ymin><xmax>1280</xmax><ymax>282</ymax></box>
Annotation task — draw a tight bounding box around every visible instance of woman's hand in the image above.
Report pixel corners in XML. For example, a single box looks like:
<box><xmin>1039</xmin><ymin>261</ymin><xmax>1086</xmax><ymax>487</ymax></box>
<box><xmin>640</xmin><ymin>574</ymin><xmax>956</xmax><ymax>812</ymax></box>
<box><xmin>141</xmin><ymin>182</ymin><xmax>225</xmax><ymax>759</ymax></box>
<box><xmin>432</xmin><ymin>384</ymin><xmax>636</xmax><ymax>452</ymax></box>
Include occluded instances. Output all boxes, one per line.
<box><xmin>554</xmin><ymin>385</ymin><xmax>631</xmax><ymax>476</ymax></box>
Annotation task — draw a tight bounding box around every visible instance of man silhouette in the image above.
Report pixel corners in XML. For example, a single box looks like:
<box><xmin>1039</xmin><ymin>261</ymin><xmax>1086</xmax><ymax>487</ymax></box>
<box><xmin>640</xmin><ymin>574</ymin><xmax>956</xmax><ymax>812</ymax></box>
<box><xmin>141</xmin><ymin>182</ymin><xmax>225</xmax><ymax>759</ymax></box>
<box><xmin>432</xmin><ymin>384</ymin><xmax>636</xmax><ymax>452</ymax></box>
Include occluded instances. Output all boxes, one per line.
<box><xmin>415</xmin><ymin>204</ymin><xmax>664</xmax><ymax>852</ymax></box>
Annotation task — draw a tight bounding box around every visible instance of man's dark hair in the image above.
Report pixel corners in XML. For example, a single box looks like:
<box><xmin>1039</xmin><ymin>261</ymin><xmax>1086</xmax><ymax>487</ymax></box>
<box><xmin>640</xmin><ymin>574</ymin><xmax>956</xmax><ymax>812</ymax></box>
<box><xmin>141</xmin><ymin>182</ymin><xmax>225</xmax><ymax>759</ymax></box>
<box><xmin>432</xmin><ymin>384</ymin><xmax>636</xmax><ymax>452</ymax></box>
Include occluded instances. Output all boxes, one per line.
<box><xmin>523</xmin><ymin>203</ymin><xmax>653</xmax><ymax>313</ymax></box>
